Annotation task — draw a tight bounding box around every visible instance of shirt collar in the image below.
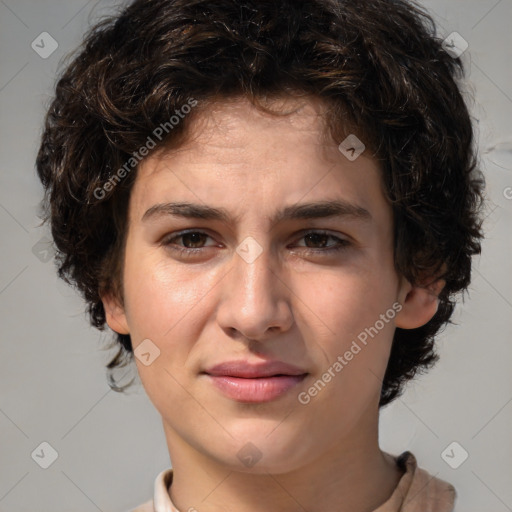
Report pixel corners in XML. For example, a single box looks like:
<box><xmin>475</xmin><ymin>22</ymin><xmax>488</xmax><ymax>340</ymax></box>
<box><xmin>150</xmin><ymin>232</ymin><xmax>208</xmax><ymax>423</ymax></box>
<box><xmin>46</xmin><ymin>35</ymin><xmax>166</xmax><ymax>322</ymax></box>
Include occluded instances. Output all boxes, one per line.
<box><xmin>153</xmin><ymin>469</ymin><xmax>178</xmax><ymax>512</ymax></box>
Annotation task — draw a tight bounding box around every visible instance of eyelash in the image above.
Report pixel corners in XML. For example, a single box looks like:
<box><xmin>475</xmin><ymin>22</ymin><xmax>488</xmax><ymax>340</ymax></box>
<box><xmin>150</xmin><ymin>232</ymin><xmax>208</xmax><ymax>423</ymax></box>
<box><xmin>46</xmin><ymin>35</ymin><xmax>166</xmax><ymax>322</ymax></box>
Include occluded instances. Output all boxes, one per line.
<box><xmin>160</xmin><ymin>229</ymin><xmax>351</xmax><ymax>257</ymax></box>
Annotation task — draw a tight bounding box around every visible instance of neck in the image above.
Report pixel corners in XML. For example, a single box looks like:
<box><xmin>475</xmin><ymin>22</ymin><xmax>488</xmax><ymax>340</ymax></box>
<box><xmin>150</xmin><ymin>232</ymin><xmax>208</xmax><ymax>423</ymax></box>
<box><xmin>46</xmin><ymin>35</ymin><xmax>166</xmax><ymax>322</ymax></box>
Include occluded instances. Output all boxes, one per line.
<box><xmin>162</xmin><ymin>405</ymin><xmax>404</xmax><ymax>512</ymax></box>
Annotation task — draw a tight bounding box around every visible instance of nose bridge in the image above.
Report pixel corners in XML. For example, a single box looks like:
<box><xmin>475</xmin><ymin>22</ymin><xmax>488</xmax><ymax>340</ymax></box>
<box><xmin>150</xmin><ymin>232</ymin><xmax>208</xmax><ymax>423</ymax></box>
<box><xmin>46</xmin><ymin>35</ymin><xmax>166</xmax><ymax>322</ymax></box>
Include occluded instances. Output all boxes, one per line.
<box><xmin>218</xmin><ymin>237</ymin><xmax>292</xmax><ymax>338</ymax></box>
<box><xmin>235</xmin><ymin>240</ymin><xmax>274</xmax><ymax>305</ymax></box>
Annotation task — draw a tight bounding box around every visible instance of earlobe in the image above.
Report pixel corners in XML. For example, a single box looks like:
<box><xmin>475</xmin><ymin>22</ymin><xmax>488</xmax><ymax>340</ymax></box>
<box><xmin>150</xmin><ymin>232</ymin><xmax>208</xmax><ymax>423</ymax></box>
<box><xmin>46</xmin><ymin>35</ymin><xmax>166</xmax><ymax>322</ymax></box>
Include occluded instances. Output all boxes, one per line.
<box><xmin>395</xmin><ymin>277</ymin><xmax>445</xmax><ymax>330</ymax></box>
<box><xmin>100</xmin><ymin>290</ymin><xmax>130</xmax><ymax>335</ymax></box>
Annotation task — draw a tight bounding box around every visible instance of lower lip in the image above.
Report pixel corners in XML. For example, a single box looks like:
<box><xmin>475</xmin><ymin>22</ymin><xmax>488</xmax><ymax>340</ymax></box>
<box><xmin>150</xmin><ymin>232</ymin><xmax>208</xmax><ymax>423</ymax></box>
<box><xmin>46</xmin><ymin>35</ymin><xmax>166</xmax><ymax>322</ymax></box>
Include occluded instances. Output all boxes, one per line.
<box><xmin>204</xmin><ymin>374</ymin><xmax>308</xmax><ymax>403</ymax></box>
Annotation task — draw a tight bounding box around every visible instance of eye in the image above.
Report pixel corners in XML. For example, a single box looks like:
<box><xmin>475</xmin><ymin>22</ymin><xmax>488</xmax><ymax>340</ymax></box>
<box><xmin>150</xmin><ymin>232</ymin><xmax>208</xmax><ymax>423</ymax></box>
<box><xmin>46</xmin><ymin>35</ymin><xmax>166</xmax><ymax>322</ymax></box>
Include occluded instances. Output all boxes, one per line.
<box><xmin>161</xmin><ymin>230</ymin><xmax>215</xmax><ymax>252</ymax></box>
<box><xmin>160</xmin><ymin>229</ymin><xmax>351</xmax><ymax>258</ymax></box>
<box><xmin>171</xmin><ymin>231</ymin><xmax>211</xmax><ymax>248</ymax></box>
<box><xmin>292</xmin><ymin>230</ymin><xmax>351</xmax><ymax>254</ymax></box>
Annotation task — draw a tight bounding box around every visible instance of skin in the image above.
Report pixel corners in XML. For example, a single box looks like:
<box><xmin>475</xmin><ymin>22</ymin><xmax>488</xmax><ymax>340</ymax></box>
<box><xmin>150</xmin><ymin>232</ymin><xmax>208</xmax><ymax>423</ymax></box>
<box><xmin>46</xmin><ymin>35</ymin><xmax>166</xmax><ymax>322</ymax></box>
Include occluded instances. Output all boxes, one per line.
<box><xmin>102</xmin><ymin>96</ymin><xmax>444</xmax><ymax>512</ymax></box>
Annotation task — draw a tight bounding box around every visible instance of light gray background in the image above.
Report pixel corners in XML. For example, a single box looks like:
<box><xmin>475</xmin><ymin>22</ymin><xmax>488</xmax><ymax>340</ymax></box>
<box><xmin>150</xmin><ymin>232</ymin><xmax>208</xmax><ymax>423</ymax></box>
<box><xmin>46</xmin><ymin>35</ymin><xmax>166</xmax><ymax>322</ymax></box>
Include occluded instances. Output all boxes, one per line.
<box><xmin>1</xmin><ymin>0</ymin><xmax>511</xmax><ymax>511</ymax></box>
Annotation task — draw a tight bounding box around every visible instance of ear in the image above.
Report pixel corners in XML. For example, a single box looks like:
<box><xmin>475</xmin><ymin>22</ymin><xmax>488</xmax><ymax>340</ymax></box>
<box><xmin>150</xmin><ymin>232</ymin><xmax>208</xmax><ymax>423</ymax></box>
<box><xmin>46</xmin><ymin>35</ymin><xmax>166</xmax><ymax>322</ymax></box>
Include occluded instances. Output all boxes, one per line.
<box><xmin>395</xmin><ymin>274</ymin><xmax>446</xmax><ymax>329</ymax></box>
<box><xmin>100</xmin><ymin>290</ymin><xmax>130</xmax><ymax>335</ymax></box>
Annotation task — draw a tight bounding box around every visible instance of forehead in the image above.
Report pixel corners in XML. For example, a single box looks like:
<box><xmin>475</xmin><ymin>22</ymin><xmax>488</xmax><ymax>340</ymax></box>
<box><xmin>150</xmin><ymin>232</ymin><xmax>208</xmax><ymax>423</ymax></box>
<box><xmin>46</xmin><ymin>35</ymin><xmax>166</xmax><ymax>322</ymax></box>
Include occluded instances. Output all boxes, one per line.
<box><xmin>128</xmin><ymin>96</ymin><xmax>385</xmax><ymax>226</ymax></box>
<box><xmin>155</xmin><ymin>96</ymin><xmax>336</xmax><ymax>165</ymax></box>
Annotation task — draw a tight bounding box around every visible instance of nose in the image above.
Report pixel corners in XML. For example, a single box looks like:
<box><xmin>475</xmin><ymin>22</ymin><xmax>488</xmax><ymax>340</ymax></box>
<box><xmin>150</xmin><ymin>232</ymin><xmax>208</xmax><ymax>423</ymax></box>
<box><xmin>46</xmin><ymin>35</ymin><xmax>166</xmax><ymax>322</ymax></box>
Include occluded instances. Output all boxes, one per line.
<box><xmin>216</xmin><ymin>241</ymin><xmax>294</xmax><ymax>342</ymax></box>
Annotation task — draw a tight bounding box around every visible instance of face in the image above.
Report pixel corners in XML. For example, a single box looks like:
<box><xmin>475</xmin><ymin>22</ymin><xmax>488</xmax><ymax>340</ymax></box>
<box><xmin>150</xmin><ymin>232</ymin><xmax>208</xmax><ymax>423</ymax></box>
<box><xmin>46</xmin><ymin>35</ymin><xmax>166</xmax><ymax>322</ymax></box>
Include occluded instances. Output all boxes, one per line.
<box><xmin>103</xmin><ymin>96</ymin><xmax>433</xmax><ymax>474</ymax></box>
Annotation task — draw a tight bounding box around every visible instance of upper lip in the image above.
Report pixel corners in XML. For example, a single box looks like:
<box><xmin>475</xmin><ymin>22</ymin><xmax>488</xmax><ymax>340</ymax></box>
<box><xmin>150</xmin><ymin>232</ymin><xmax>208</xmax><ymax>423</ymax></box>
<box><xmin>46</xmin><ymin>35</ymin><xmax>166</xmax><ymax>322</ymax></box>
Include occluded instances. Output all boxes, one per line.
<box><xmin>203</xmin><ymin>360</ymin><xmax>308</xmax><ymax>378</ymax></box>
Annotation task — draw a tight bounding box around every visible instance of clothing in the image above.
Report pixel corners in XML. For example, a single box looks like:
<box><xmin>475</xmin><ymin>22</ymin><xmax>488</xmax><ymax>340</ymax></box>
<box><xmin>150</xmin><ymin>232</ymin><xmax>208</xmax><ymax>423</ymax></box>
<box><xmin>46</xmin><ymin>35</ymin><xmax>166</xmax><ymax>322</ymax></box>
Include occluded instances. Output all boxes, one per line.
<box><xmin>127</xmin><ymin>451</ymin><xmax>456</xmax><ymax>512</ymax></box>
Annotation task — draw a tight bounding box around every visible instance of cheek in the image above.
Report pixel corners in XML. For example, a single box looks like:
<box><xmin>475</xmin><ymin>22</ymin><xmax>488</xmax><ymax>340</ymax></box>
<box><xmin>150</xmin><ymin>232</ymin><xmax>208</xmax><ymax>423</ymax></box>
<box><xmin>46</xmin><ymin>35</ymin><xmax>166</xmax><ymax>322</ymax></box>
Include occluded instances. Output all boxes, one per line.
<box><xmin>122</xmin><ymin>257</ymin><xmax>213</xmax><ymax>404</ymax></box>
<box><xmin>294</xmin><ymin>264</ymin><xmax>394</xmax><ymax>337</ymax></box>
<box><xmin>294</xmin><ymin>265</ymin><xmax>397</xmax><ymax>392</ymax></box>
<box><xmin>122</xmin><ymin>253</ymin><xmax>215</xmax><ymax>345</ymax></box>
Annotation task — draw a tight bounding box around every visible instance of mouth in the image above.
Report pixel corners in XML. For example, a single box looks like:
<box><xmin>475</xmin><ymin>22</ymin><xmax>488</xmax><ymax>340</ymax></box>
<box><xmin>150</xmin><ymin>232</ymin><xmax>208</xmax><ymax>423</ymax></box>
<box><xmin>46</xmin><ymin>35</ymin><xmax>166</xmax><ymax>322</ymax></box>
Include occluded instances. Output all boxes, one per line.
<box><xmin>201</xmin><ymin>359</ymin><xmax>309</xmax><ymax>403</ymax></box>
<box><xmin>201</xmin><ymin>371</ymin><xmax>309</xmax><ymax>403</ymax></box>
<box><xmin>203</xmin><ymin>359</ymin><xmax>307</xmax><ymax>378</ymax></box>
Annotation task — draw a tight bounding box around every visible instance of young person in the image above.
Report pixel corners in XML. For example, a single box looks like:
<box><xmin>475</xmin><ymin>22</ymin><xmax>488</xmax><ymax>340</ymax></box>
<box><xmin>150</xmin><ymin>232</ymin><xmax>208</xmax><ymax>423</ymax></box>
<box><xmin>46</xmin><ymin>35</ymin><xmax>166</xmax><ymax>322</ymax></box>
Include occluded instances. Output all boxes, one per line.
<box><xmin>36</xmin><ymin>1</ymin><xmax>485</xmax><ymax>510</ymax></box>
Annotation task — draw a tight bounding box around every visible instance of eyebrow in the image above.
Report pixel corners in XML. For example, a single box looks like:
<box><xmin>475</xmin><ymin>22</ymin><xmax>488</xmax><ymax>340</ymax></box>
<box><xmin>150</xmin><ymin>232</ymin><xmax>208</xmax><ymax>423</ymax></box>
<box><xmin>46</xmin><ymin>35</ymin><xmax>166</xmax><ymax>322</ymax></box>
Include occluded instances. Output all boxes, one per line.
<box><xmin>142</xmin><ymin>200</ymin><xmax>372</xmax><ymax>226</ymax></box>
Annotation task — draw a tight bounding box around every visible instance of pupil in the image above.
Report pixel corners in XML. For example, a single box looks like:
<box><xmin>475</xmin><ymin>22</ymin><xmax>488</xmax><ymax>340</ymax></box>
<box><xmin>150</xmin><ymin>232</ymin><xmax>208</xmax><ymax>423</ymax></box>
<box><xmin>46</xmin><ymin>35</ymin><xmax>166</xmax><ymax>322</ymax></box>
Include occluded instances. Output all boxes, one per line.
<box><xmin>306</xmin><ymin>233</ymin><xmax>327</xmax><ymax>248</ymax></box>
<box><xmin>184</xmin><ymin>233</ymin><xmax>204</xmax><ymax>248</ymax></box>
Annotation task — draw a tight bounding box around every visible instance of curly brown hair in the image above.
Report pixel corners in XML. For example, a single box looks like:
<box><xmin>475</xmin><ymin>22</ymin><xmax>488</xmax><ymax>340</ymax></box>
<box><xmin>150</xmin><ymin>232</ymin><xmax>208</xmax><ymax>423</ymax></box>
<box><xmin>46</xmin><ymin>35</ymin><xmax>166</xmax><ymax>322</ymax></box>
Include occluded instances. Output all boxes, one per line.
<box><xmin>36</xmin><ymin>0</ymin><xmax>485</xmax><ymax>407</ymax></box>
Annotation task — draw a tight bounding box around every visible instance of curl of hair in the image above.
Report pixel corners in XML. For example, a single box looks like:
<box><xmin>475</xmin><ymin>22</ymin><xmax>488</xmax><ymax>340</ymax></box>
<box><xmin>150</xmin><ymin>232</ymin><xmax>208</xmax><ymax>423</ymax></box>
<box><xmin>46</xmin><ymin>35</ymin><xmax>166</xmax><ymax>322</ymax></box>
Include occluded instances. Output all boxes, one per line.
<box><xmin>36</xmin><ymin>0</ymin><xmax>485</xmax><ymax>407</ymax></box>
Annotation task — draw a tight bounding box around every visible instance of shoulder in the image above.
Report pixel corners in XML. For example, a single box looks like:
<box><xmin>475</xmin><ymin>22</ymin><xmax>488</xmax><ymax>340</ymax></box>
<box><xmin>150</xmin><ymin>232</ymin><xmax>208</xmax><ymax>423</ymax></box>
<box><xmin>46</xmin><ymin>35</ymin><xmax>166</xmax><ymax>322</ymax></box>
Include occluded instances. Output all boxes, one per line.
<box><xmin>124</xmin><ymin>499</ymin><xmax>154</xmax><ymax>512</ymax></box>
<box><xmin>396</xmin><ymin>451</ymin><xmax>457</xmax><ymax>512</ymax></box>
<box><xmin>124</xmin><ymin>468</ymin><xmax>174</xmax><ymax>512</ymax></box>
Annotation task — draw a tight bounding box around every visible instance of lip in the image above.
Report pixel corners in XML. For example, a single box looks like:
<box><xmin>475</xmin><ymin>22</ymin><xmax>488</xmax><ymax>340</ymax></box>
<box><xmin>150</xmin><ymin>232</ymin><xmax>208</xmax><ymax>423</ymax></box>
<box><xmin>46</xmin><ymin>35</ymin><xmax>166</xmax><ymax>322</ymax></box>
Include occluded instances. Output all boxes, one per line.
<box><xmin>202</xmin><ymin>360</ymin><xmax>308</xmax><ymax>403</ymax></box>
<box><xmin>204</xmin><ymin>374</ymin><xmax>308</xmax><ymax>403</ymax></box>
<box><xmin>204</xmin><ymin>360</ymin><xmax>307</xmax><ymax>378</ymax></box>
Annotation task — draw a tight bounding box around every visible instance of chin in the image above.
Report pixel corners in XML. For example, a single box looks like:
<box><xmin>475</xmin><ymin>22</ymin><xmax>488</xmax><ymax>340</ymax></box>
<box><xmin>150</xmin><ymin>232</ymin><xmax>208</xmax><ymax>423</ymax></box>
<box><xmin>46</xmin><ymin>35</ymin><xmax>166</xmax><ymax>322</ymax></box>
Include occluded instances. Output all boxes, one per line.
<box><xmin>211</xmin><ymin>431</ymin><xmax>315</xmax><ymax>475</ymax></box>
